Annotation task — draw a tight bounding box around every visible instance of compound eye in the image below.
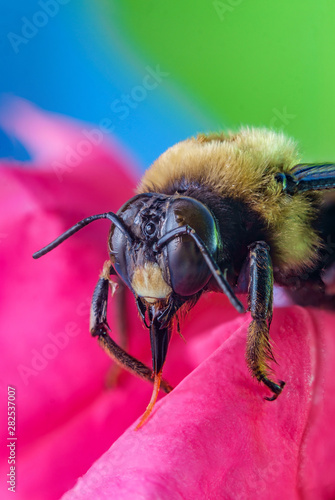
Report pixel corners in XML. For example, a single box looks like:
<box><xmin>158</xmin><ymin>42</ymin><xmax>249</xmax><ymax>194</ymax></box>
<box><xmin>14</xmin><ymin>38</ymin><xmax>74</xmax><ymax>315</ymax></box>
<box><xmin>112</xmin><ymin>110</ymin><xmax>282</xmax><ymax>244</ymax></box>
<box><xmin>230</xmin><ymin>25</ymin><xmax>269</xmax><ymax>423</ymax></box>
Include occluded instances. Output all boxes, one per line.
<box><xmin>108</xmin><ymin>226</ymin><xmax>130</xmax><ymax>287</ymax></box>
<box><xmin>163</xmin><ymin>198</ymin><xmax>219</xmax><ymax>296</ymax></box>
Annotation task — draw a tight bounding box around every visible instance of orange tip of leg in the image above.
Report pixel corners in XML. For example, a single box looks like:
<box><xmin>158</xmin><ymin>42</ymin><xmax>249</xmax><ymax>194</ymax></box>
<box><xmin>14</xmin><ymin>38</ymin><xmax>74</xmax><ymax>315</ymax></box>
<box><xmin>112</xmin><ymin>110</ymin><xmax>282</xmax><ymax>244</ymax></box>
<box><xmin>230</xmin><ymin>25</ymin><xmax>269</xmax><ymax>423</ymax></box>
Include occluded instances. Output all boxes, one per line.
<box><xmin>136</xmin><ymin>371</ymin><xmax>162</xmax><ymax>430</ymax></box>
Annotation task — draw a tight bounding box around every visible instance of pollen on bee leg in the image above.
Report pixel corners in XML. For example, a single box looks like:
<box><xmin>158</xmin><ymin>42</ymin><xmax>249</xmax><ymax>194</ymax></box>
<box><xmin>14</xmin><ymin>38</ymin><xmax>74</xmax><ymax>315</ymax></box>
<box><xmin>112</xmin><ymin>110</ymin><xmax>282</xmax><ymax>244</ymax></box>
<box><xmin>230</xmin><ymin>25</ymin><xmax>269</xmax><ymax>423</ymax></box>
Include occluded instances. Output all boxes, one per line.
<box><xmin>100</xmin><ymin>260</ymin><xmax>118</xmax><ymax>295</ymax></box>
<box><xmin>108</xmin><ymin>280</ymin><xmax>118</xmax><ymax>296</ymax></box>
<box><xmin>136</xmin><ymin>371</ymin><xmax>162</xmax><ymax>430</ymax></box>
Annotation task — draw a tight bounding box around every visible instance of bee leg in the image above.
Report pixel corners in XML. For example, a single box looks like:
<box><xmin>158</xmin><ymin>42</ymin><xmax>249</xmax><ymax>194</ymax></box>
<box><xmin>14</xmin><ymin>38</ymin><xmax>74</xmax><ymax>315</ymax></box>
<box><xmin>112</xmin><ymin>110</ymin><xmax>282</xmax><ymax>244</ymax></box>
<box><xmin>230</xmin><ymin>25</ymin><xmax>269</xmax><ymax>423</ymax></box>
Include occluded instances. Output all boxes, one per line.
<box><xmin>246</xmin><ymin>242</ymin><xmax>285</xmax><ymax>401</ymax></box>
<box><xmin>90</xmin><ymin>267</ymin><xmax>172</xmax><ymax>394</ymax></box>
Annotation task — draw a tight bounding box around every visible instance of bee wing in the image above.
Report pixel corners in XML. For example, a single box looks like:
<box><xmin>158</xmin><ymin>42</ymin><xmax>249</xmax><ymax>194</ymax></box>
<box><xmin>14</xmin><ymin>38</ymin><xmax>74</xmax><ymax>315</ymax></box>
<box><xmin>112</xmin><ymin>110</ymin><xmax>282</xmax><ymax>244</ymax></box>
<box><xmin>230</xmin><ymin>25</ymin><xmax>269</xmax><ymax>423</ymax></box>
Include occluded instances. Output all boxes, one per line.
<box><xmin>289</xmin><ymin>163</ymin><xmax>335</xmax><ymax>192</ymax></box>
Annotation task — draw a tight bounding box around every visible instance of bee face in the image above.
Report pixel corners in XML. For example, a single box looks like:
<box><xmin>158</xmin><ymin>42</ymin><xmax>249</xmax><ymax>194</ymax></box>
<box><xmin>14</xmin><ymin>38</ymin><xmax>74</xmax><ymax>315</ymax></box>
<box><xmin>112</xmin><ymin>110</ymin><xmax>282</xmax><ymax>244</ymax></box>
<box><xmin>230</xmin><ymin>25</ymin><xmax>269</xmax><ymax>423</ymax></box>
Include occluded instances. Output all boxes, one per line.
<box><xmin>108</xmin><ymin>193</ymin><xmax>220</xmax><ymax>301</ymax></box>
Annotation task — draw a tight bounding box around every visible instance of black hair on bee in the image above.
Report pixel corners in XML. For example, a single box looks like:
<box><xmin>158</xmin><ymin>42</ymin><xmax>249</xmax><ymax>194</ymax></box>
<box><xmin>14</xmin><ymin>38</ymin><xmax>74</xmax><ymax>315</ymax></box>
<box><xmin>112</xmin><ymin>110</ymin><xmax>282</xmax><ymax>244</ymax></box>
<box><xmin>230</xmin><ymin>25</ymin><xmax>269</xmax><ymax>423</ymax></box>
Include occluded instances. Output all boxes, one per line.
<box><xmin>33</xmin><ymin>128</ymin><xmax>335</xmax><ymax>428</ymax></box>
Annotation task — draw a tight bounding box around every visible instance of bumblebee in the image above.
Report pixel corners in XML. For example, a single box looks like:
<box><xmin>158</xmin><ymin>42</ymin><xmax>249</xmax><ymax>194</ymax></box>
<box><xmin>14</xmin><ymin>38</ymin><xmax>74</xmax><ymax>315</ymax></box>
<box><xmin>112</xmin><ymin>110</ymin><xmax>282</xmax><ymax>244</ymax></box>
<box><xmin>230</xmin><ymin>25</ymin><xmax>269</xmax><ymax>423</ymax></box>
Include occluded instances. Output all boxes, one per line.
<box><xmin>33</xmin><ymin>128</ymin><xmax>335</xmax><ymax>427</ymax></box>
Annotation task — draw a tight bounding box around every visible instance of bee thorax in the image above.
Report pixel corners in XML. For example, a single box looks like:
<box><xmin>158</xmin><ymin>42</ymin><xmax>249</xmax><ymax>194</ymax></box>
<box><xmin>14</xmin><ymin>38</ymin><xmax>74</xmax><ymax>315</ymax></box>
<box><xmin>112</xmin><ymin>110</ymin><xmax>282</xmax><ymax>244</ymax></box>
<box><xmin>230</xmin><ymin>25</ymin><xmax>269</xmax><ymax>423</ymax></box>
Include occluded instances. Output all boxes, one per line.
<box><xmin>131</xmin><ymin>262</ymin><xmax>172</xmax><ymax>301</ymax></box>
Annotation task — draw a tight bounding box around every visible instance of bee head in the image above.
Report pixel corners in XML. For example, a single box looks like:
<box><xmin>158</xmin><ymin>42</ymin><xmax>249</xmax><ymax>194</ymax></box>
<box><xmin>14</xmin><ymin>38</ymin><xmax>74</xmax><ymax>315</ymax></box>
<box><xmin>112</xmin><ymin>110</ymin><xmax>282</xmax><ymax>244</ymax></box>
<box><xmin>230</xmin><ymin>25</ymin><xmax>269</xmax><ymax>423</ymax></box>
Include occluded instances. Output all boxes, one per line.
<box><xmin>109</xmin><ymin>193</ymin><xmax>220</xmax><ymax>302</ymax></box>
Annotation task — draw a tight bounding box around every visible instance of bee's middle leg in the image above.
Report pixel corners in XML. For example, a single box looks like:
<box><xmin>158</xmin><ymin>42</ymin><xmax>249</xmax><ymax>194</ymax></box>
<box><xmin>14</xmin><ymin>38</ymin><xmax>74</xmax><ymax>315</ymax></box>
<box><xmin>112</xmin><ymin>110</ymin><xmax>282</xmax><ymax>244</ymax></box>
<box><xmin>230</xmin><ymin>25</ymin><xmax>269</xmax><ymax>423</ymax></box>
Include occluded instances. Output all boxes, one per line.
<box><xmin>246</xmin><ymin>242</ymin><xmax>285</xmax><ymax>400</ymax></box>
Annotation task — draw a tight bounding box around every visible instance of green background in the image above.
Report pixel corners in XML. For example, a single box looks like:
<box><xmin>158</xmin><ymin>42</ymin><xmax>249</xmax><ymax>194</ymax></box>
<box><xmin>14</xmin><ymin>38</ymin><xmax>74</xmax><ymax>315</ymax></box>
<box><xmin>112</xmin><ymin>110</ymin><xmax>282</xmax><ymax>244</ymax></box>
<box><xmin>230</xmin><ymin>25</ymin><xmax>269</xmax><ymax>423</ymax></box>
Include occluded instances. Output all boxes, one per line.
<box><xmin>98</xmin><ymin>0</ymin><xmax>335</xmax><ymax>161</ymax></box>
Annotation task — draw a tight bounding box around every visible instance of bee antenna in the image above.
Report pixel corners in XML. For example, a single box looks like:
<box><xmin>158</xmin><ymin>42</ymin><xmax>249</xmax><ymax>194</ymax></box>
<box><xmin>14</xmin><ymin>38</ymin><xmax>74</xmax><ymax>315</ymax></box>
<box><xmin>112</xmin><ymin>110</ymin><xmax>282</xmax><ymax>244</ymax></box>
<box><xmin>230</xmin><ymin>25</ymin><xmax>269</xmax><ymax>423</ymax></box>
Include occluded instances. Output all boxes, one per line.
<box><xmin>32</xmin><ymin>212</ymin><xmax>132</xmax><ymax>259</ymax></box>
<box><xmin>154</xmin><ymin>225</ymin><xmax>245</xmax><ymax>314</ymax></box>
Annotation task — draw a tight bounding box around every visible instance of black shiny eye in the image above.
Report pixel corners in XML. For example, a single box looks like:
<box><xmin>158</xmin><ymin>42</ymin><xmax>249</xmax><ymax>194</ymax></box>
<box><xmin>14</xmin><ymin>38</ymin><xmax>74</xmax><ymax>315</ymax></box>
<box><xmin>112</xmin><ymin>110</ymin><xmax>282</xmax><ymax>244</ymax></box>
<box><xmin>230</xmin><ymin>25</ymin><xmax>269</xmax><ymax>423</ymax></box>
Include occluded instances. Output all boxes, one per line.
<box><xmin>162</xmin><ymin>197</ymin><xmax>219</xmax><ymax>296</ymax></box>
<box><xmin>144</xmin><ymin>221</ymin><xmax>156</xmax><ymax>237</ymax></box>
<box><xmin>108</xmin><ymin>225</ymin><xmax>130</xmax><ymax>287</ymax></box>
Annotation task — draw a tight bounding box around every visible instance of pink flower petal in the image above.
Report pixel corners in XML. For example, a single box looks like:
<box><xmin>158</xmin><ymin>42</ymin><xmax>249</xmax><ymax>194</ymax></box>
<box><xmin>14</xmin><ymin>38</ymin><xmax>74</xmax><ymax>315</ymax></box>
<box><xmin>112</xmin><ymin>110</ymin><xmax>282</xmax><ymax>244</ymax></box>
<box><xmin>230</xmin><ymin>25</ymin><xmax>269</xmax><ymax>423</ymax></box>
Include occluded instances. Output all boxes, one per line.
<box><xmin>63</xmin><ymin>307</ymin><xmax>335</xmax><ymax>500</ymax></box>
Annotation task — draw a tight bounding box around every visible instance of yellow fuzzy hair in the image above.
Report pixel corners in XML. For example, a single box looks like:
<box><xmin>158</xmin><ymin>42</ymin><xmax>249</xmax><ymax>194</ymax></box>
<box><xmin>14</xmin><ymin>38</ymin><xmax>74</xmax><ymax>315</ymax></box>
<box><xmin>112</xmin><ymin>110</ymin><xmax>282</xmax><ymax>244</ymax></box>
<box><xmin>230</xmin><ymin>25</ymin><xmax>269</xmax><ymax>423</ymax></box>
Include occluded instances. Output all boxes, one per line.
<box><xmin>138</xmin><ymin>128</ymin><xmax>323</xmax><ymax>272</ymax></box>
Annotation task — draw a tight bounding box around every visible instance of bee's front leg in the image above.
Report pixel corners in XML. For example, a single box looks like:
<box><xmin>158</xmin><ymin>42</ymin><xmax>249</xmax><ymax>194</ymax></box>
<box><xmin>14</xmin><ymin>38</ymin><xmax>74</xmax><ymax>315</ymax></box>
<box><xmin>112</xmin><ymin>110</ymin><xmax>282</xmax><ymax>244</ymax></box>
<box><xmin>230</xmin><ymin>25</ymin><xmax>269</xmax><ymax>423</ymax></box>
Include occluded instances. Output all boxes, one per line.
<box><xmin>90</xmin><ymin>261</ymin><xmax>172</xmax><ymax>394</ymax></box>
<box><xmin>246</xmin><ymin>242</ymin><xmax>285</xmax><ymax>400</ymax></box>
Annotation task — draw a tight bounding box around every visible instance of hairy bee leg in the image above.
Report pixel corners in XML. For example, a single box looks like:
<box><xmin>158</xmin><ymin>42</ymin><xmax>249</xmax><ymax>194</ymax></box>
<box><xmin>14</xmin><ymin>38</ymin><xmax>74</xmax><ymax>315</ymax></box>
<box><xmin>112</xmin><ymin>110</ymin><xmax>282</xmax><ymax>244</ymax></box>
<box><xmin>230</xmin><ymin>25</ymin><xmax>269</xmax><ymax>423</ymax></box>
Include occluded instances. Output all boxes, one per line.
<box><xmin>247</xmin><ymin>241</ymin><xmax>285</xmax><ymax>400</ymax></box>
<box><xmin>90</xmin><ymin>273</ymin><xmax>172</xmax><ymax>394</ymax></box>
